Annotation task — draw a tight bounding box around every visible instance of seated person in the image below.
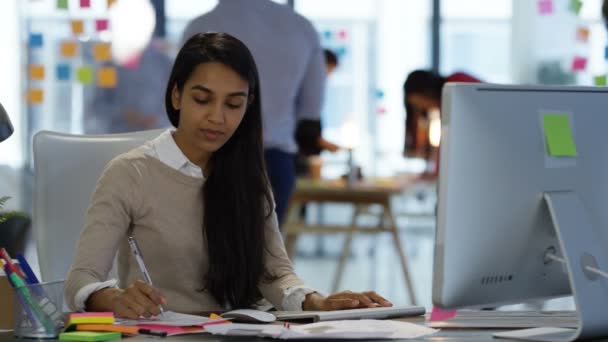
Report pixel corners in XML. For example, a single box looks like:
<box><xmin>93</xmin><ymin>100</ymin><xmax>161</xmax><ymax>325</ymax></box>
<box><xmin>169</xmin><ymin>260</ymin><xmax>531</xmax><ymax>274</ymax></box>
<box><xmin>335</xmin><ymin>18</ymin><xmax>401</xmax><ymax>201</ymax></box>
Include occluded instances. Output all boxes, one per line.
<box><xmin>64</xmin><ymin>33</ymin><xmax>392</xmax><ymax>318</ymax></box>
<box><xmin>403</xmin><ymin>70</ymin><xmax>480</xmax><ymax>176</ymax></box>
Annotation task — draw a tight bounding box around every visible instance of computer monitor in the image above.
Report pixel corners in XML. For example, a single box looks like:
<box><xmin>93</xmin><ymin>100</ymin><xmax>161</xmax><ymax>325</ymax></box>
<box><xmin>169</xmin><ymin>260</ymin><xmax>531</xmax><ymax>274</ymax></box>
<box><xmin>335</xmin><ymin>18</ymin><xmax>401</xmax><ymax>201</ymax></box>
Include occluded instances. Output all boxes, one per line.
<box><xmin>432</xmin><ymin>84</ymin><xmax>608</xmax><ymax>340</ymax></box>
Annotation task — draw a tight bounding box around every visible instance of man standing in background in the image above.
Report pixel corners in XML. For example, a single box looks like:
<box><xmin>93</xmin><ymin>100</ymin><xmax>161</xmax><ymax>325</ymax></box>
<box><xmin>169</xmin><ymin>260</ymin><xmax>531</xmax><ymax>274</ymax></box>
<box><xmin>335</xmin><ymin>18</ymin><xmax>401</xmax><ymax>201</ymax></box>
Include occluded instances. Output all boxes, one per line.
<box><xmin>181</xmin><ymin>0</ymin><xmax>325</xmax><ymax>227</ymax></box>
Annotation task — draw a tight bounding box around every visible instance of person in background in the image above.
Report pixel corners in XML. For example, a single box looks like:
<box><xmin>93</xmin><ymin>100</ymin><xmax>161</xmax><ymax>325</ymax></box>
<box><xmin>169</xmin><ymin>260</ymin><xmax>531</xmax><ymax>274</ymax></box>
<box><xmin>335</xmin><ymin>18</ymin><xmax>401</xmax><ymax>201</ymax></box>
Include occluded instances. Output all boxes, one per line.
<box><xmin>181</xmin><ymin>0</ymin><xmax>325</xmax><ymax>227</ymax></box>
<box><xmin>403</xmin><ymin>70</ymin><xmax>480</xmax><ymax>175</ymax></box>
<box><xmin>295</xmin><ymin>49</ymin><xmax>341</xmax><ymax>178</ymax></box>
<box><xmin>86</xmin><ymin>0</ymin><xmax>172</xmax><ymax>134</ymax></box>
<box><xmin>65</xmin><ymin>33</ymin><xmax>393</xmax><ymax>318</ymax></box>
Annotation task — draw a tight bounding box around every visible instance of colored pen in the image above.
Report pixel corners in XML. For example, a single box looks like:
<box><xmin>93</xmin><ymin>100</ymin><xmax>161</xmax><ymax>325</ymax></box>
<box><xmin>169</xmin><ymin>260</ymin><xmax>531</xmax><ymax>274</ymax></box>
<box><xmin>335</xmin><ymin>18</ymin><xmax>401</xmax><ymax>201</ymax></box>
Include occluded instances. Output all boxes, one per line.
<box><xmin>16</xmin><ymin>253</ymin><xmax>39</xmax><ymax>284</ymax></box>
<box><xmin>127</xmin><ymin>236</ymin><xmax>165</xmax><ymax>316</ymax></box>
<box><xmin>0</xmin><ymin>248</ymin><xmax>27</xmax><ymax>279</ymax></box>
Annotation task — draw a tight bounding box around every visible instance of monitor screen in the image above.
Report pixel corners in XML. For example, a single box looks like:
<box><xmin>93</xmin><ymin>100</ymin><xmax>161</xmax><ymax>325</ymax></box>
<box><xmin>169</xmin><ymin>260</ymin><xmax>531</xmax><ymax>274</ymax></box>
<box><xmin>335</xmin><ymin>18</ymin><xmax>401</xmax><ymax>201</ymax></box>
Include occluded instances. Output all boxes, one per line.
<box><xmin>432</xmin><ymin>83</ymin><xmax>608</xmax><ymax>309</ymax></box>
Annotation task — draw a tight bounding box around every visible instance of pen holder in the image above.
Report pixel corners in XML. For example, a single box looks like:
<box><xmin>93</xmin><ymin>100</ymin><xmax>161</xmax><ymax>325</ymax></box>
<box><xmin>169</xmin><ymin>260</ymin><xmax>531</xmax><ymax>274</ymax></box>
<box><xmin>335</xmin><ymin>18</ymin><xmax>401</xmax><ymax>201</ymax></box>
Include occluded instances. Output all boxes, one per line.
<box><xmin>12</xmin><ymin>280</ymin><xmax>65</xmax><ymax>338</ymax></box>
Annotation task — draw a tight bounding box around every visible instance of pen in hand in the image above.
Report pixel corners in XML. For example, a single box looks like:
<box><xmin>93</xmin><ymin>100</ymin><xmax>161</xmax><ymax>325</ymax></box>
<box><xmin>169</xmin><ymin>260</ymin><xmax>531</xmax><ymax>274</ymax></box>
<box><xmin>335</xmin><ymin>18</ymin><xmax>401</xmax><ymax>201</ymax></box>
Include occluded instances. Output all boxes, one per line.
<box><xmin>127</xmin><ymin>236</ymin><xmax>165</xmax><ymax>316</ymax></box>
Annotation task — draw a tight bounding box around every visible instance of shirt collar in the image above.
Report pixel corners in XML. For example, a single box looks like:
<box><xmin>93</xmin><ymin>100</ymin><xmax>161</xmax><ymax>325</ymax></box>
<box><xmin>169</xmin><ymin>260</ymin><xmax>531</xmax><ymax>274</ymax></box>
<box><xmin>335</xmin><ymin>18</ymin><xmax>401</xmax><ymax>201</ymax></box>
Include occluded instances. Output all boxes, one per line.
<box><xmin>152</xmin><ymin>129</ymin><xmax>204</xmax><ymax>178</ymax></box>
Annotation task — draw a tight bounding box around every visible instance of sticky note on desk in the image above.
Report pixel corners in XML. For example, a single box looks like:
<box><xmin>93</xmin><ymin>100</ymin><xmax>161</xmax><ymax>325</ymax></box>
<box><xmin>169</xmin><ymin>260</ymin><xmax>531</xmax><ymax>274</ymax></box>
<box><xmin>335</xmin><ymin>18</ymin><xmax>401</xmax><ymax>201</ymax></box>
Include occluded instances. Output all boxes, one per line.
<box><xmin>543</xmin><ymin>114</ymin><xmax>577</xmax><ymax>157</ymax></box>
<box><xmin>59</xmin><ymin>331</ymin><xmax>120</xmax><ymax>341</ymax></box>
<box><xmin>68</xmin><ymin>312</ymin><xmax>115</xmax><ymax>325</ymax></box>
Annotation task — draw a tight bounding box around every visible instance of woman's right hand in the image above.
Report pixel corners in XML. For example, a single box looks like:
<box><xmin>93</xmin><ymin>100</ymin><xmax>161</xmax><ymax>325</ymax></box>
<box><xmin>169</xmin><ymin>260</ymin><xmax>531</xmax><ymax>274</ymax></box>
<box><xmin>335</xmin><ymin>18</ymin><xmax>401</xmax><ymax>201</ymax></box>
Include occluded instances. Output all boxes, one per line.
<box><xmin>87</xmin><ymin>280</ymin><xmax>167</xmax><ymax>319</ymax></box>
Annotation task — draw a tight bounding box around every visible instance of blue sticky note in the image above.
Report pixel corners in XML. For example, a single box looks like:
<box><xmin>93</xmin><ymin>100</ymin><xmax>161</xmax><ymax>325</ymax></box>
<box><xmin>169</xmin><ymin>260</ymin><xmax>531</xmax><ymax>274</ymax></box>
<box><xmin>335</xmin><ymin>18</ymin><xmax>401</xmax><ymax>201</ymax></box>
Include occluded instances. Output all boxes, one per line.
<box><xmin>604</xmin><ymin>45</ymin><xmax>608</xmax><ymax>60</ymax></box>
<box><xmin>29</xmin><ymin>33</ymin><xmax>43</xmax><ymax>48</ymax></box>
<box><xmin>56</xmin><ymin>64</ymin><xmax>71</xmax><ymax>81</ymax></box>
<box><xmin>323</xmin><ymin>31</ymin><xmax>332</xmax><ymax>39</ymax></box>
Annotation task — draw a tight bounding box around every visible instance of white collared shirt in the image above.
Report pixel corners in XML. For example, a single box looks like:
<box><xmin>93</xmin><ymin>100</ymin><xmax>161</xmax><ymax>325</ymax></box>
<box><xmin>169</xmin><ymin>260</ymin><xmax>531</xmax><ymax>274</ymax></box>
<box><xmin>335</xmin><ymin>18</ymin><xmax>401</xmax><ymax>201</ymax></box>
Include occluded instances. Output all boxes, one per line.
<box><xmin>74</xmin><ymin>129</ymin><xmax>319</xmax><ymax>311</ymax></box>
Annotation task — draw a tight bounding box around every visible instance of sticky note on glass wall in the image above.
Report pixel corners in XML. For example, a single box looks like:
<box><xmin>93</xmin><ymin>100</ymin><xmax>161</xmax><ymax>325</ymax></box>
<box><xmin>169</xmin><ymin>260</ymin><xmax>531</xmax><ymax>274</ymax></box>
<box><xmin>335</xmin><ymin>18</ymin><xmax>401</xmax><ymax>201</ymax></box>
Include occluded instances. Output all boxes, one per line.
<box><xmin>95</xmin><ymin>19</ymin><xmax>109</xmax><ymax>32</ymax></box>
<box><xmin>29</xmin><ymin>33</ymin><xmax>43</xmax><ymax>48</ymax></box>
<box><xmin>569</xmin><ymin>0</ymin><xmax>583</xmax><ymax>14</ymax></box>
<box><xmin>56</xmin><ymin>64</ymin><xmax>71</xmax><ymax>81</ymax></box>
<box><xmin>543</xmin><ymin>114</ymin><xmax>577</xmax><ymax>157</ymax></box>
<box><xmin>29</xmin><ymin>65</ymin><xmax>45</xmax><ymax>80</ymax></box>
<box><xmin>576</xmin><ymin>27</ymin><xmax>590</xmax><ymax>42</ymax></box>
<box><xmin>97</xmin><ymin>67</ymin><xmax>117</xmax><ymax>88</ymax></box>
<box><xmin>93</xmin><ymin>43</ymin><xmax>112</xmax><ymax>62</ymax></box>
<box><xmin>594</xmin><ymin>75</ymin><xmax>607</xmax><ymax>86</ymax></box>
<box><xmin>107</xmin><ymin>0</ymin><xmax>117</xmax><ymax>8</ymax></box>
<box><xmin>71</xmin><ymin>20</ymin><xmax>84</xmax><ymax>36</ymax></box>
<box><xmin>571</xmin><ymin>56</ymin><xmax>587</xmax><ymax>71</ymax></box>
<box><xmin>57</xmin><ymin>0</ymin><xmax>68</xmax><ymax>9</ymax></box>
<box><xmin>28</xmin><ymin>89</ymin><xmax>44</xmax><ymax>105</ymax></box>
<box><xmin>77</xmin><ymin>66</ymin><xmax>93</xmax><ymax>84</ymax></box>
<box><xmin>537</xmin><ymin>0</ymin><xmax>553</xmax><ymax>15</ymax></box>
<box><xmin>60</xmin><ymin>41</ymin><xmax>78</xmax><ymax>58</ymax></box>
<box><xmin>80</xmin><ymin>0</ymin><xmax>91</xmax><ymax>8</ymax></box>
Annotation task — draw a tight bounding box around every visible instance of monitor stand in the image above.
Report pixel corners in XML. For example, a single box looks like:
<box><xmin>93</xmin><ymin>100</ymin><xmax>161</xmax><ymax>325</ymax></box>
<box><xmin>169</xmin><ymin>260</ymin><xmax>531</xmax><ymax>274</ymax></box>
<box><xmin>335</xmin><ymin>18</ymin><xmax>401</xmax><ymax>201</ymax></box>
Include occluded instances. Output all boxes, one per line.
<box><xmin>494</xmin><ymin>191</ymin><xmax>608</xmax><ymax>342</ymax></box>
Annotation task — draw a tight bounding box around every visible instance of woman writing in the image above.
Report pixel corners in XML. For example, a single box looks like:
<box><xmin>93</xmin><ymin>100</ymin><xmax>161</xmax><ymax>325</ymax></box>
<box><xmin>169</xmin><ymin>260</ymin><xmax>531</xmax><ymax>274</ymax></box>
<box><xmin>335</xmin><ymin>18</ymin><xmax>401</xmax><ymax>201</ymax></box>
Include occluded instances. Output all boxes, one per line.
<box><xmin>64</xmin><ymin>33</ymin><xmax>392</xmax><ymax>318</ymax></box>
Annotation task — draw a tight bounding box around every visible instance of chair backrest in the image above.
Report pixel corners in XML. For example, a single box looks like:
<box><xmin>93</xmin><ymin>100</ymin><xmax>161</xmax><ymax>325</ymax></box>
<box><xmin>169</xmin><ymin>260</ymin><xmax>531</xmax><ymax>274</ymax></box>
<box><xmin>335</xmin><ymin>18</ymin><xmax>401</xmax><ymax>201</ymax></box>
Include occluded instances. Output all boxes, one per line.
<box><xmin>33</xmin><ymin>129</ymin><xmax>163</xmax><ymax>281</ymax></box>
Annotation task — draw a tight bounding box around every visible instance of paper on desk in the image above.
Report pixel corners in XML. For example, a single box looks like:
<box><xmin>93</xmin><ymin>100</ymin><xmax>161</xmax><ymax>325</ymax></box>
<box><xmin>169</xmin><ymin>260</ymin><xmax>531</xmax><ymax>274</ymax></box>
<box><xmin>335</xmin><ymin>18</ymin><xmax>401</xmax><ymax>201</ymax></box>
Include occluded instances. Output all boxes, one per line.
<box><xmin>204</xmin><ymin>320</ymin><xmax>438</xmax><ymax>339</ymax></box>
<box><xmin>115</xmin><ymin>311</ymin><xmax>216</xmax><ymax>326</ymax></box>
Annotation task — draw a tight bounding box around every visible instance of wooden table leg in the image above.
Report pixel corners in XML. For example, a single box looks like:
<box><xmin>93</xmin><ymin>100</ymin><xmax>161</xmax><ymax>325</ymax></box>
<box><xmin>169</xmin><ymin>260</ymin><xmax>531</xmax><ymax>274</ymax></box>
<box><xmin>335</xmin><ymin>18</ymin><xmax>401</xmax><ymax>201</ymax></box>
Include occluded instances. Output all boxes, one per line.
<box><xmin>332</xmin><ymin>204</ymin><xmax>361</xmax><ymax>292</ymax></box>
<box><xmin>383</xmin><ymin>203</ymin><xmax>417</xmax><ymax>305</ymax></box>
<box><xmin>284</xmin><ymin>200</ymin><xmax>302</xmax><ymax>260</ymax></box>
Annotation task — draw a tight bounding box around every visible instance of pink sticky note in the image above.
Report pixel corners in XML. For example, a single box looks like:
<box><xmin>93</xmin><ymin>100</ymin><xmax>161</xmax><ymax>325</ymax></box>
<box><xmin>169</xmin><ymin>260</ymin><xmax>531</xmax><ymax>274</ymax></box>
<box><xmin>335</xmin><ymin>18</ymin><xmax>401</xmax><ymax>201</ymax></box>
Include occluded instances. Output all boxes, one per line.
<box><xmin>571</xmin><ymin>56</ymin><xmax>587</xmax><ymax>71</ymax></box>
<box><xmin>429</xmin><ymin>306</ymin><xmax>457</xmax><ymax>321</ymax></box>
<box><xmin>96</xmin><ymin>19</ymin><xmax>109</xmax><ymax>32</ymax></box>
<box><xmin>80</xmin><ymin>0</ymin><xmax>91</xmax><ymax>8</ymax></box>
<box><xmin>538</xmin><ymin>0</ymin><xmax>553</xmax><ymax>15</ymax></box>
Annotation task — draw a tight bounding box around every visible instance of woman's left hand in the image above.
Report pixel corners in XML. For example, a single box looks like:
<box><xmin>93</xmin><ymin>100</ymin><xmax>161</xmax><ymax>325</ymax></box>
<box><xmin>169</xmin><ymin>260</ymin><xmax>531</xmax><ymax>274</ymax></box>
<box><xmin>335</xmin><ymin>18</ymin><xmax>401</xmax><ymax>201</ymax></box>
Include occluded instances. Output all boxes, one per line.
<box><xmin>303</xmin><ymin>291</ymin><xmax>393</xmax><ymax>311</ymax></box>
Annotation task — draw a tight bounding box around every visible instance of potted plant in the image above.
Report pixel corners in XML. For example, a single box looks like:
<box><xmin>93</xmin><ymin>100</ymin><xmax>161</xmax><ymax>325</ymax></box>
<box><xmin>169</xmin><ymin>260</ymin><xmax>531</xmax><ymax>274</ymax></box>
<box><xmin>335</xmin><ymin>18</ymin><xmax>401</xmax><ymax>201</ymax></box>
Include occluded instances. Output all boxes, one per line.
<box><xmin>0</xmin><ymin>196</ymin><xmax>30</xmax><ymax>255</ymax></box>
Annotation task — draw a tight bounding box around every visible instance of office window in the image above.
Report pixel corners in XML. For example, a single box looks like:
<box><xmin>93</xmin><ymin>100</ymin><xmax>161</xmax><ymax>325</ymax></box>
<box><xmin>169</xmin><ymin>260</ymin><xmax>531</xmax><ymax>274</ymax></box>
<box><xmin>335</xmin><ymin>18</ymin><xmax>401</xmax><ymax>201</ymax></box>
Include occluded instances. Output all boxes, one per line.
<box><xmin>440</xmin><ymin>0</ymin><xmax>513</xmax><ymax>83</ymax></box>
<box><xmin>296</xmin><ymin>0</ymin><xmax>432</xmax><ymax>177</ymax></box>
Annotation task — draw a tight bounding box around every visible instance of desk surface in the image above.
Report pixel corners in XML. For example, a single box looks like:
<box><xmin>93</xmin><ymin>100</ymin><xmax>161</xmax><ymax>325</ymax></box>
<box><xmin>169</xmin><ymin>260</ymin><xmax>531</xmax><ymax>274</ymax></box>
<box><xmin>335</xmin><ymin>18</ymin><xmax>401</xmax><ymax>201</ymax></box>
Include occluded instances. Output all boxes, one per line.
<box><xmin>0</xmin><ymin>316</ymin><xmax>528</xmax><ymax>342</ymax></box>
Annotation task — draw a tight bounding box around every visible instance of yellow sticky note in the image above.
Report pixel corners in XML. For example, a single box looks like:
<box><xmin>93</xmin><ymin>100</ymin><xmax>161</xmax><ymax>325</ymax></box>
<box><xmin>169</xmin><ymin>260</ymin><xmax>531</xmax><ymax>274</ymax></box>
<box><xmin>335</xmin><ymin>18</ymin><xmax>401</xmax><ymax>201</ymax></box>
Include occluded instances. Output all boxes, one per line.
<box><xmin>60</xmin><ymin>41</ymin><xmax>78</xmax><ymax>58</ymax></box>
<box><xmin>93</xmin><ymin>43</ymin><xmax>112</xmax><ymax>62</ymax></box>
<box><xmin>543</xmin><ymin>114</ymin><xmax>577</xmax><ymax>157</ymax></box>
<box><xmin>71</xmin><ymin>20</ymin><xmax>84</xmax><ymax>35</ymax></box>
<box><xmin>28</xmin><ymin>89</ymin><xmax>44</xmax><ymax>104</ymax></box>
<box><xmin>29</xmin><ymin>65</ymin><xmax>45</xmax><ymax>80</ymax></box>
<box><xmin>97</xmin><ymin>67</ymin><xmax>117</xmax><ymax>88</ymax></box>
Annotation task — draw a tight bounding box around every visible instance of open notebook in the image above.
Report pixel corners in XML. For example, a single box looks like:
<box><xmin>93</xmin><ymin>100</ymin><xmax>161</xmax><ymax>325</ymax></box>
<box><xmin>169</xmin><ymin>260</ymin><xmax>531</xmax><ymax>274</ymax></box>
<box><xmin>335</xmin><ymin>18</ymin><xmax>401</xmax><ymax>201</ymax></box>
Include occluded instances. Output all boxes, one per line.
<box><xmin>273</xmin><ymin>305</ymin><xmax>426</xmax><ymax>322</ymax></box>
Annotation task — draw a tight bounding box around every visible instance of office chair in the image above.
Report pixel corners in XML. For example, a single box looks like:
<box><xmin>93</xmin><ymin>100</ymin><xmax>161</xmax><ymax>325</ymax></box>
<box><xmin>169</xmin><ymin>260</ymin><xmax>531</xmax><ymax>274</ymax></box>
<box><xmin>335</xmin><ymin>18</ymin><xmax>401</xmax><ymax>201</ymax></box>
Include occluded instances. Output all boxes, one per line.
<box><xmin>33</xmin><ymin>129</ymin><xmax>164</xmax><ymax>281</ymax></box>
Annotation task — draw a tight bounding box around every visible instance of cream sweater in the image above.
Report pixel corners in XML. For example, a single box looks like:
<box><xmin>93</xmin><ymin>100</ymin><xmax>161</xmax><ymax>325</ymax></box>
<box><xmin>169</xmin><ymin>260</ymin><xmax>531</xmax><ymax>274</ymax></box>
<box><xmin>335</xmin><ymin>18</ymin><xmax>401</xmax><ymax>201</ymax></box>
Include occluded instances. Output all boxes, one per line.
<box><xmin>64</xmin><ymin>149</ymin><xmax>306</xmax><ymax>313</ymax></box>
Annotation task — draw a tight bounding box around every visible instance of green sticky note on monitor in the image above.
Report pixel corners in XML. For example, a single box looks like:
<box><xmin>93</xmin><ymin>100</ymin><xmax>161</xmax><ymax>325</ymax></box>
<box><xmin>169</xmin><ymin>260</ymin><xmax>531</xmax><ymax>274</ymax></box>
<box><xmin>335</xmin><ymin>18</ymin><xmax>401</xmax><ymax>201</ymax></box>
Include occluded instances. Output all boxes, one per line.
<box><xmin>543</xmin><ymin>114</ymin><xmax>577</xmax><ymax>157</ymax></box>
<box><xmin>594</xmin><ymin>75</ymin><xmax>607</xmax><ymax>86</ymax></box>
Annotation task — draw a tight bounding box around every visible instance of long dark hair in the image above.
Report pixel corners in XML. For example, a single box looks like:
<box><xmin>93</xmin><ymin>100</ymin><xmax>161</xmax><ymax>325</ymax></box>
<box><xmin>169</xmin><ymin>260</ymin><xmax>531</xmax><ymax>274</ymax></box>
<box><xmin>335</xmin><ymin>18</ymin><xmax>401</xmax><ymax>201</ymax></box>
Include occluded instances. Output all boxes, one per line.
<box><xmin>165</xmin><ymin>33</ymin><xmax>274</xmax><ymax>308</ymax></box>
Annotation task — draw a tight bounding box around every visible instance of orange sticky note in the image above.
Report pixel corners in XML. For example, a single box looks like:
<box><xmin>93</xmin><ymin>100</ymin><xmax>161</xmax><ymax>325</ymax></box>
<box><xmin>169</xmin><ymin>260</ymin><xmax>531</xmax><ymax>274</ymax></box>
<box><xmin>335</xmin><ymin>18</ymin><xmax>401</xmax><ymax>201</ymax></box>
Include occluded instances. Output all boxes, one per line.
<box><xmin>29</xmin><ymin>65</ymin><xmax>45</xmax><ymax>80</ymax></box>
<box><xmin>28</xmin><ymin>89</ymin><xmax>44</xmax><ymax>104</ymax></box>
<box><xmin>97</xmin><ymin>67</ymin><xmax>117</xmax><ymax>88</ymax></box>
<box><xmin>107</xmin><ymin>0</ymin><xmax>117</xmax><ymax>7</ymax></box>
<box><xmin>576</xmin><ymin>27</ymin><xmax>590</xmax><ymax>42</ymax></box>
<box><xmin>93</xmin><ymin>43</ymin><xmax>112</xmax><ymax>62</ymax></box>
<box><xmin>60</xmin><ymin>41</ymin><xmax>78</xmax><ymax>58</ymax></box>
<box><xmin>71</xmin><ymin>20</ymin><xmax>84</xmax><ymax>35</ymax></box>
